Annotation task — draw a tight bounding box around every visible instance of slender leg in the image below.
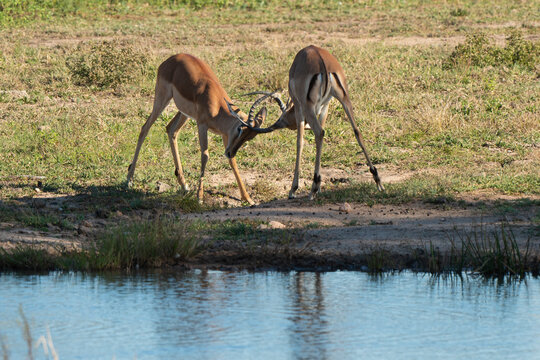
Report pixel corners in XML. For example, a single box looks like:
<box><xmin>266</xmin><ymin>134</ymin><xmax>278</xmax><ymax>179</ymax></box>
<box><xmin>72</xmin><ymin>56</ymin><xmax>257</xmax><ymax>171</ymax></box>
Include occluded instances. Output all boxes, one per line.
<box><xmin>221</xmin><ymin>136</ymin><xmax>254</xmax><ymax>205</ymax></box>
<box><xmin>196</xmin><ymin>124</ymin><xmax>209</xmax><ymax>203</ymax></box>
<box><xmin>339</xmin><ymin>96</ymin><xmax>384</xmax><ymax>191</ymax></box>
<box><xmin>166</xmin><ymin>112</ymin><xmax>190</xmax><ymax>191</ymax></box>
<box><xmin>228</xmin><ymin>158</ymin><xmax>254</xmax><ymax>205</ymax></box>
<box><xmin>308</xmin><ymin>107</ymin><xmax>324</xmax><ymax>200</ymax></box>
<box><xmin>289</xmin><ymin>105</ymin><xmax>305</xmax><ymax>199</ymax></box>
<box><xmin>127</xmin><ymin>79</ymin><xmax>172</xmax><ymax>186</ymax></box>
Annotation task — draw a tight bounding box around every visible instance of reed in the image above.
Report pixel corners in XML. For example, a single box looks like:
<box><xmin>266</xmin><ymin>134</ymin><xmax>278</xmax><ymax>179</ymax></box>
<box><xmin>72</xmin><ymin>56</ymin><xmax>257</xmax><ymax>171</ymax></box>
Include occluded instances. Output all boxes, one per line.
<box><xmin>457</xmin><ymin>222</ymin><xmax>532</xmax><ymax>278</ymax></box>
<box><xmin>0</xmin><ymin>217</ymin><xmax>200</xmax><ymax>271</ymax></box>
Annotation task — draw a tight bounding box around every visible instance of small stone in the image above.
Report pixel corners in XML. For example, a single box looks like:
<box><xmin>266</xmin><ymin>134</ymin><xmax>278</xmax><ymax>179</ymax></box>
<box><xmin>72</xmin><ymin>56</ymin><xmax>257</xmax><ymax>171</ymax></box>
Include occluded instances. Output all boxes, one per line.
<box><xmin>268</xmin><ymin>221</ymin><xmax>286</xmax><ymax>229</ymax></box>
<box><xmin>156</xmin><ymin>181</ymin><xmax>171</xmax><ymax>193</ymax></box>
<box><xmin>339</xmin><ymin>202</ymin><xmax>352</xmax><ymax>214</ymax></box>
<box><xmin>34</xmin><ymin>187</ymin><xmax>41</xmax><ymax>193</ymax></box>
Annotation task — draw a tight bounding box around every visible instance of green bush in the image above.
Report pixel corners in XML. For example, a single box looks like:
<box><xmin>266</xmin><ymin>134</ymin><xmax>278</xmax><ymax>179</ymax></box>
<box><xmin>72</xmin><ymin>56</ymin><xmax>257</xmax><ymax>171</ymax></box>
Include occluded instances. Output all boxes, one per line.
<box><xmin>66</xmin><ymin>40</ymin><xmax>149</xmax><ymax>90</ymax></box>
<box><xmin>445</xmin><ymin>29</ymin><xmax>540</xmax><ymax>70</ymax></box>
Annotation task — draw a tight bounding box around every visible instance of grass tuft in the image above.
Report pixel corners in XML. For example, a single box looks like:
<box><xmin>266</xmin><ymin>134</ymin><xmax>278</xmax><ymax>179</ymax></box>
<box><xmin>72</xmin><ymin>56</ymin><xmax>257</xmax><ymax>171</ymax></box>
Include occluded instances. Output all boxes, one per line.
<box><xmin>66</xmin><ymin>40</ymin><xmax>150</xmax><ymax>90</ymax></box>
<box><xmin>445</xmin><ymin>29</ymin><xmax>540</xmax><ymax>71</ymax></box>
<box><xmin>0</xmin><ymin>217</ymin><xmax>200</xmax><ymax>271</ymax></box>
<box><xmin>457</xmin><ymin>222</ymin><xmax>531</xmax><ymax>278</ymax></box>
<box><xmin>90</xmin><ymin>217</ymin><xmax>199</xmax><ymax>270</ymax></box>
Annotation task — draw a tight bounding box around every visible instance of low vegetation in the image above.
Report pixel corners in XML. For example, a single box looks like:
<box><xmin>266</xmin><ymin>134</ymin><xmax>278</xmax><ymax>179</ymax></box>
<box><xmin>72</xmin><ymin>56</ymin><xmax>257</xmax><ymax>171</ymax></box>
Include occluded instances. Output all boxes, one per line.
<box><xmin>445</xmin><ymin>30</ymin><xmax>540</xmax><ymax>71</ymax></box>
<box><xmin>0</xmin><ymin>0</ymin><xmax>538</xmax><ymax>275</ymax></box>
<box><xmin>417</xmin><ymin>223</ymin><xmax>539</xmax><ymax>278</ymax></box>
<box><xmin>67</xmin><ymin>40</ymin><xmax>151</xmax><ymax>90</ymax></box>
<box><xmin>0</xmin><ymin>217</ymin><xmax>198</xmax><ymax>271</ymax></box>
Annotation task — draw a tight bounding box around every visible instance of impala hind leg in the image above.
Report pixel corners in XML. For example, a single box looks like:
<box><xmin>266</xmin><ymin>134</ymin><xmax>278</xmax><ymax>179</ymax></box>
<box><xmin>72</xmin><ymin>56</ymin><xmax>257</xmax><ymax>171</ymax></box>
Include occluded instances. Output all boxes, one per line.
<box><xmin>308</xmin><ymin>107</ymin><xmax>325</xmax><ymax>200</ymax></box>
<box><xmin>340</xmin><ymin>97</ymin><xmax>384</xmax><ymax>191</ymax></box>
<box><xmin>289</xmin><ymin>106</ymin><xmax>305</xmax><ymax>199</ymax></box>
<box><xmin>166</xmin><ymin>112</ymin><xmax>190</xmax><ymax>191</ymax></box>
<box><xmin>127</xmin><ymin>79</ymin><xmax>172</xmax><ymax>186</ymax></box>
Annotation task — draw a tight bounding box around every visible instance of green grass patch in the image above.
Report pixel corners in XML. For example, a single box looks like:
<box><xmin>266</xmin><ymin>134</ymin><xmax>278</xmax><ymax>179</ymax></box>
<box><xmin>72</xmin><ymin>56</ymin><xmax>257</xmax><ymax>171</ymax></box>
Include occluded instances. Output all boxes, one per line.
<box><xmin>0</xmin><ymin>217</ymin><xmax>200</xmax><ymax>271</ymax></box>
<box><xmin>319</xmin><ymin>176</ymin><xmax>458</xmax><ymax>205</ymax></box>
<box><xmin>445</xmin><ymin>30</ymin><xmax>540</xmax><ymax>71</ymax></box>
<box><xmin>0</xmin><ymin>1</ymin><xmax>538</xmax><ymax>209</ymax></box>
<box><xmin>92</xmin><ymin>217</ymin><xmax>199</xmax><ymax>269</ymax></box>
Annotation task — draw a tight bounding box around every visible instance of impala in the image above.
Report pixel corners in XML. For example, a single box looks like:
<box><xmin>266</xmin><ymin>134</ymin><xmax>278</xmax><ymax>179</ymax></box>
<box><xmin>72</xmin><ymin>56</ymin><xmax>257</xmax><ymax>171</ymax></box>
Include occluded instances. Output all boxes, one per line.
<box><xmin>226</xmin><ymin>45</ymin><xmax>384</xmax><ymax>200</ymax></box>
<box><xmin>126</xmin><ymin>53</ymin><xmax>270</xmax><ymax>205</ymax></box>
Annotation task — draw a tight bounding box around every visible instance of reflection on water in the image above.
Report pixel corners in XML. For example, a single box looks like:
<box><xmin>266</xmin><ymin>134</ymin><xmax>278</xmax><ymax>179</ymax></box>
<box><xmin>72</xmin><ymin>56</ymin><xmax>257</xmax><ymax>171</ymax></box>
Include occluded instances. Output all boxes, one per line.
<box><xmin>1</xmin><ymin>271</ymin><xmax>539</xmax><ymax>359</ymax></box>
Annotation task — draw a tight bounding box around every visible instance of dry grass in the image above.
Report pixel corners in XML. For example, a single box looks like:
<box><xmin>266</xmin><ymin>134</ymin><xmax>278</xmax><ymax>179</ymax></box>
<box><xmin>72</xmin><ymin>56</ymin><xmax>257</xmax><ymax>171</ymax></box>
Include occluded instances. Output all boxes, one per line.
<box><xmin>0</xmin><ymin>1</ymin><xmax>538</xmax><ymax>210</ymax></box>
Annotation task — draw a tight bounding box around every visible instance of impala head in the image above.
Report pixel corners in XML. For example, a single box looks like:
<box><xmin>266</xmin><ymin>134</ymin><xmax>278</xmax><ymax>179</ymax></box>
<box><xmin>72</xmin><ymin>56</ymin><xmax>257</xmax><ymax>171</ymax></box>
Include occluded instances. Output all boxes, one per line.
<box><xmin>225</xmin><ymin>106</ymin><xmax>268</xmax><ymax>159</ymax></box>
<box><xmin>224</xmin><ymin>92</ymin><xmax>287</xmax><ymax>159</ymax></box>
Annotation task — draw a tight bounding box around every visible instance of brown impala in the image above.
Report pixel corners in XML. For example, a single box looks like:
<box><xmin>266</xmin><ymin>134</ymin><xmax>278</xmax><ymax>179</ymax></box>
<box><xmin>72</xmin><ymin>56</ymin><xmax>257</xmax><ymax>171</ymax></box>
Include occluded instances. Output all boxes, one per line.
<box><xmin>127</xmin><ymin>53</ymin><xmax>270</xmax><ymax>205</ymax></box>
<box><xmin>225</xmin><ymin>45</ymin><xmax>384</xmax><ymax>200</ymax></box>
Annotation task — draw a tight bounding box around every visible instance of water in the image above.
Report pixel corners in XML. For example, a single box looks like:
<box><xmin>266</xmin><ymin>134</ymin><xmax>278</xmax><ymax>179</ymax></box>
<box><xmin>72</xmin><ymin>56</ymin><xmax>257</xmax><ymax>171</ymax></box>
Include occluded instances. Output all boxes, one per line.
<box><xmin>1</xmin><ymin>271</ymin><xmax>539</xmax><ymax>360</ymax></box>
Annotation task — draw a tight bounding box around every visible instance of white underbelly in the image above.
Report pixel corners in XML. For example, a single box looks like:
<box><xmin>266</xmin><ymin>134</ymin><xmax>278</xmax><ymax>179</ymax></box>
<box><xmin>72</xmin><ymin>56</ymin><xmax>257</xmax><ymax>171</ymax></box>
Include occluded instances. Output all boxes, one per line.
<box><xmin>172</xmin><ymin>88</ymin><xmax>198</xmax><ymax>120</ymax></box>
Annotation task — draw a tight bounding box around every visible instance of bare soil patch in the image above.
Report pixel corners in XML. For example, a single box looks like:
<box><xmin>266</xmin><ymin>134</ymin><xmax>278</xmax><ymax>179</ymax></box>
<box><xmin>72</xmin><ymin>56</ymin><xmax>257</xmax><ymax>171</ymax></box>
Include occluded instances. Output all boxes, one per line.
<box><xmin>1</xmin><ymin>167</ymin><xmax>538</xmax><ymax>270</ymax></box>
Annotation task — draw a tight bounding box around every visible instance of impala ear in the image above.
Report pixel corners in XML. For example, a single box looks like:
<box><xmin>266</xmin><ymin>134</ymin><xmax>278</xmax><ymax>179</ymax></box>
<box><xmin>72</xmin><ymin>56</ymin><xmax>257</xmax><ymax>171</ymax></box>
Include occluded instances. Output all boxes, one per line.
<box><xmin>254</xmin><ymin>107</ymin><xmax>267</xmax><ymax>128</ymax></box>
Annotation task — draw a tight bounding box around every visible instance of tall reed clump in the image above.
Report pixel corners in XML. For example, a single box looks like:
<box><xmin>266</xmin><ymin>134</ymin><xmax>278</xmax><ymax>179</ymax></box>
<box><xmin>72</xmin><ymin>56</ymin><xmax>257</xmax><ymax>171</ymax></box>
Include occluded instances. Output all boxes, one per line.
<box><xmin>455</xmin><ymin>222</ymin><xmax>533</xmax><ymax>278</ymax></box>
<box><xmin>0</xmin><ymin>218</ymin><xmax>200</xmax><ymax>271</ymax></box>
<box><xmin>89</xmin><ymin>217</ymin><xmax>200</xmax><ymax>270</ymax></box>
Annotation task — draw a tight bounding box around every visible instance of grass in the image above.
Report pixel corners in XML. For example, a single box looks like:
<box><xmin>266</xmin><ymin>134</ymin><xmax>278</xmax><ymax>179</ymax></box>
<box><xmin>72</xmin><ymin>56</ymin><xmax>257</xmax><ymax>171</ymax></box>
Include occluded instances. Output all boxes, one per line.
<box><xmin>408</xmin><ymin>222</ymin><xmax>539</xmax><ymax>278</ymax></box>
<box><xmin>445</xmin><ymin>30</ymin><xmax>540</xmax><ymax>70</ymax></box>
<box><xmin>0</xmin><ymin>217</ymin><xmax>200</xmax><ymax>271</ymax></box>
<box><xmin>0</xmin><ymin>307</ymin><xmax>59</xmax><ymax>360</ymax></box>
<box><xmin>0</xmin><ymin>1</ymin><xmax>538</xmax><ymax>273</ymax></box>
<box><xmin>456</xmin><ymin>222</ymin><xmax>533</xmax><ymax>278</ymax></box>
<box><xmin>0</xmin><ymin>216</ymin><xmax>305</xmax><ymax>271</ymax></box>
<box><xmin>0</xmin><ymin>1</ymin><xmax>538</xmax><ymax>208</ymax></box>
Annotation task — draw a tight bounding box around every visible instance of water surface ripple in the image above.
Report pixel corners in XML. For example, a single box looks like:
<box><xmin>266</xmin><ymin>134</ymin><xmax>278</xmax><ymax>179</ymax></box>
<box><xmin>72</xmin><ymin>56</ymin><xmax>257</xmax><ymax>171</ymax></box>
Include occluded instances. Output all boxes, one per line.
<box><xmin>1</xmin><ymin>271</ymin><xmax>539</xmax><ymax>359</ymax></box>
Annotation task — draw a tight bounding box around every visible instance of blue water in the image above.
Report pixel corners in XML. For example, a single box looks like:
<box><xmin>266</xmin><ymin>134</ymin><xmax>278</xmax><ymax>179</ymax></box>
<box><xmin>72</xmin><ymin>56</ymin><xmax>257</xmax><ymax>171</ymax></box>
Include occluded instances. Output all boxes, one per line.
<box><xmin>1</xmin><ymin>271</ymin><xmax>539</xmax><ymax>359</ymax></box>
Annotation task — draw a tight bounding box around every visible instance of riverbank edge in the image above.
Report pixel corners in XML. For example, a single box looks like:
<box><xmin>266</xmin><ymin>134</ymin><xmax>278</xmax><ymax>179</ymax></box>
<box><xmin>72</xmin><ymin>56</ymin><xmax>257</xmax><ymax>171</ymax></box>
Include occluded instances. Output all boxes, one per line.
<box><xmin>2</xmin><ymin>243</ymin><xmax>539</xmax><ymax>277</ymax></box>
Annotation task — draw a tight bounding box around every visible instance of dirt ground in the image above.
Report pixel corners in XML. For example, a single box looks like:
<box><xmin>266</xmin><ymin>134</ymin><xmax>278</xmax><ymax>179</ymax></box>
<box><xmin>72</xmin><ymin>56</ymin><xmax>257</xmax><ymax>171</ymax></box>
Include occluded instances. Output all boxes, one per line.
<box><xmin>1</xmin><ymin>165</ymin><xmax>538</xmax><ymax>270</ymax></box>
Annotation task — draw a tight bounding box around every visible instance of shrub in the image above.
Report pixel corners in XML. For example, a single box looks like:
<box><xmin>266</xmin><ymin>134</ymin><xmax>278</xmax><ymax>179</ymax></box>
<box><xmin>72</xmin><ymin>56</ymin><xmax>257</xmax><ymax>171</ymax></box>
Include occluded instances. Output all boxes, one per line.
<box><xmin>67</xmin><ymin>40</ymin><xmax>149</xmax><ymax>90</ymax></box>
<box><xmin>445</xmin><ymin>29</ymin><xmax>540</xmax><ymax>71</ymax></box>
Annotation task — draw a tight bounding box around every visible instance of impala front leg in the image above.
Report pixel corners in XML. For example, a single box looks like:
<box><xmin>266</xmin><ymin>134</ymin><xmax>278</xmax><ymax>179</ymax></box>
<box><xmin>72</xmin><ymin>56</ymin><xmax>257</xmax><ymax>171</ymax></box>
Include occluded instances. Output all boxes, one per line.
<box><xmin>197</xmin><ymin>125</ymin><xmax>209</xmax><ymax>203</ymax></box>
<box><xmin>228</xmin><ymin>158</ymin><xmax>254</xmax><ymax>205</ymax></box>
<box><xmin>166</xmin><ymin>112</ymin><xmax>190</xmax><ymax>191</ymax></box>
<box><xmin>222</xmin><ymin>136</ymin><xmax>254</xmax><ymax>205</ymax></box>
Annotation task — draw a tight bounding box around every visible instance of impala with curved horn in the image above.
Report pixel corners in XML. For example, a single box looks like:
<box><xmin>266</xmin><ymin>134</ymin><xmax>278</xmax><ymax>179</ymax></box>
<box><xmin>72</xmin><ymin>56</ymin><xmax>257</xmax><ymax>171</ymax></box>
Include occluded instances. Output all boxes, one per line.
<box><xmin>126</xmin><ymin>53</ymin><xmax>268</xmax><ymax>205</ymax></box>
<box><xmin>229</xmin><ymin>45</ymin><xmax>384</xmax><ymax>200</ymax></box>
